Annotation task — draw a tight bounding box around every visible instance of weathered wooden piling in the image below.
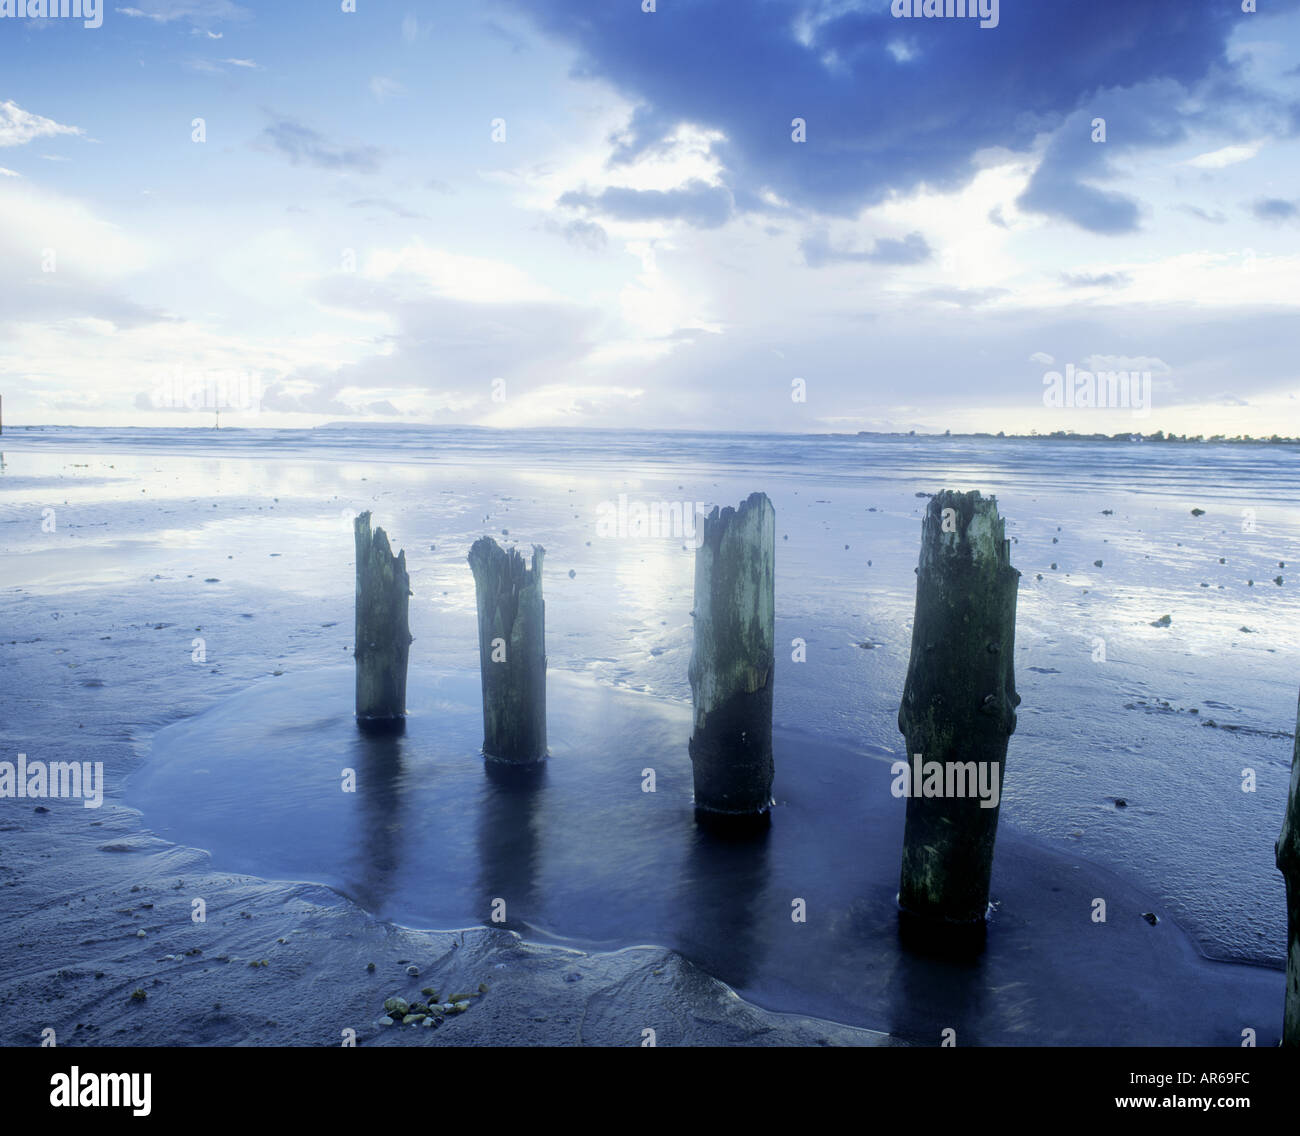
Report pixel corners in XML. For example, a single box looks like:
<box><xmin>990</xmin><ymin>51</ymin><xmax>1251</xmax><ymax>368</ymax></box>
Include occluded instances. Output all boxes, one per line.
<box><xmin>353</xmin><ymin>511</ymin><xmax>412</xmax><ymax>722</ymax></box>
<box><xmin>687</xmin><ymin>492</ymin><xmax>776</xmax><ymax>819</ymax></box>
<box><xmin>468</xmin><ymin>537</ymin><xmax>547</xmax><ymax>763</ymax></box>
<box><xmin>1276</xmin><ymin>688</ymin><xmax>1300</xmax><ymax>1046</ymax></box>
<box><xmin>897</xmin><ymin>490</ymin><xmax>1020</xmax><ymax>935</ymax></box>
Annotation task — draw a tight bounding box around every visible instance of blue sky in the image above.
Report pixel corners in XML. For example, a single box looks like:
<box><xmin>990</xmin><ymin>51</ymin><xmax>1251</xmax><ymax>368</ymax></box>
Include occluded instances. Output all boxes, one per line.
<box><xmin>1</xmin><ymin>0</ymin><xmax>1298</xmax><ymax>433</ymax></box>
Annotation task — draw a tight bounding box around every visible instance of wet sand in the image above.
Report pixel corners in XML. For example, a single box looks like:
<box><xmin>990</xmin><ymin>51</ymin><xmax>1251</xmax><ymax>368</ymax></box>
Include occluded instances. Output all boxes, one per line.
<box><xmin>1</xmin><ymin>430</ymin><xmax>1296</xmax><ymax>1044</ymax></box>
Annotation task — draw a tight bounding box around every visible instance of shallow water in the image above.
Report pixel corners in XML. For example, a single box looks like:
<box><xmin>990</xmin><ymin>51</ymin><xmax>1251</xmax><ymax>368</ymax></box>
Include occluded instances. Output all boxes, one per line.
<box><xmin>3</xmin><ymin>426</ymin><xmax>1298</xmax><ymax>977</ymax></box>
<box><xmin>129</xmin><ymin>666</ymin><xmax>1282</xmax><ymax>1045</ymax></box>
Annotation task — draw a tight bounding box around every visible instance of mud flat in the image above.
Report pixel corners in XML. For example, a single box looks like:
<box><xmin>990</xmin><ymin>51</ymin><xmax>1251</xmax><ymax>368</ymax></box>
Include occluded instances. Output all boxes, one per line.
<box><xmin>1</xmin><ymin>428</ymin><xmax>1296</xmax><ymax>1044</ymax></box>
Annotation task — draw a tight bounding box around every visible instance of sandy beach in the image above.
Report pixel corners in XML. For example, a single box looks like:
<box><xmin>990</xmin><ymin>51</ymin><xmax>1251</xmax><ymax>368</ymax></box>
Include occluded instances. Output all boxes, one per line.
<box><xmin>1</xmin><ymin>427</ymin><xmax>1296</xmax><ymax>1046</ymax></box>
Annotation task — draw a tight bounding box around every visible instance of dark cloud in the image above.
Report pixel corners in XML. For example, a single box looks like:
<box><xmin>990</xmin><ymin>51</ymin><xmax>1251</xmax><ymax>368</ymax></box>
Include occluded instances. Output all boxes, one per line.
<box><xmin>1252</xmin><ymin>197</ymin><xmax>1298</xmax><ymax>221</ymax></box>
<box><xmin>1013</xmin><ymin>79</ymin><xmax>1208</xmax><ymax>234</ymax></box>
<box><xmin>0</xmin><ymin>275</ymin><xmax>174</xmax><ymax>331</ymax></box>
<box><xmin>561</xmin><ymin>218</ymin><xmax>608</xmax><ymax>250</ymax></box>
<box><xmin>801</xmin><ymin>229</ymin><xmax>930</xmax><ymax>267</ymax></box>
<box><xmin>513</xmin><ymin>0</ymin><xmax>1276</xmax><ymax>229</ymax></box>
<box><xmin>1178</xmin><ymin>204</ymin><xmax>1226</xmax><ymax>223</ymax></box>
<box><xmin>258</xmin><ymin>114</ymin><xmax>383</xmax><ymax>173</ymax></box>
<box><xmin>920</xmin><ymin>286</ymin><xmax>1009</xmax><ymax>307</ymax></box>
<box><xmin>1061</xmin><ymin>271</ymin><xmax>1133</xmax><ymax>288</ymax></box>
<box><xmin>559</xmin><ymin>179</ymin><xmax>733</xmax><ymax>228</ymax></box>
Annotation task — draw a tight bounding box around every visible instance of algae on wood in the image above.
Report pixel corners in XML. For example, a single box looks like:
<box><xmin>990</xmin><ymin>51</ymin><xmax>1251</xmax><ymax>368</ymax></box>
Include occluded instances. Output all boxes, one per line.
<box><xmin>687</xmin><ymin>492</ymin><xmax>776</xmax><ymax>817</ymax></box>
<box><xmin>468</xmin><ymin>537</ymin><xmax>547</xmax><ymax>764</ymax></box>
<box><xmin>354</xmin><ymin>512</ymin><xmax>412</xmax><ymax>721</ymax></box>
<box><xmin>897</xmin><ymin>490</ymin><xmax>1020</xmax><ymax>930</ymax></box>
<box><xmin>1276</xmin><ymin>688</ymin><xmax>1300</xmax><ymax>1046</ymax></box>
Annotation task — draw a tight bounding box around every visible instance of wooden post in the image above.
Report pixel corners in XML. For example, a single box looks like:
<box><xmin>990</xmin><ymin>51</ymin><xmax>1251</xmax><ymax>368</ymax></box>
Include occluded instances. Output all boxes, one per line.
<box><xmin>468</xmin><ymin>537</ymin><xmax>547</xmax><ymax>763</ymax></box>
<box><xmin>897</xmin><ymin>490</ymin><xmax>1020</xmax><ymax>937</ymax></box>
<box><xmin>353</xmin><ymin>511</ymin><xmax>412</xmax><ymax>722</ymax></box>
<box><xmin>687</xmin><ymin>492</ymin><xmax>776</xmax><ymax>820</ymax></box>
<box><xmin>1276</xmin><ymin>688</ymin><xmax>1300</xmax><ymax>1046</ymax></box>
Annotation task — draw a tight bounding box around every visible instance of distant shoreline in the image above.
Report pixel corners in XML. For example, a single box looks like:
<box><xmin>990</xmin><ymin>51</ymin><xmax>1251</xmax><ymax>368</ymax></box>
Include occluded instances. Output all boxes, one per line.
<box><xmin>2</xmin><ymin>423</ymin><xmax>1298</xmax><ymax>446</ymax></box>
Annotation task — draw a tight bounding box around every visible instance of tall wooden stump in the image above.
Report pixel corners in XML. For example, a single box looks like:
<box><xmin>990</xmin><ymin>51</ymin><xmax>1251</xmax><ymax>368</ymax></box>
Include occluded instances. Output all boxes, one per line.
<box><xmin>1276</xmin><ymin>688</ymin><xmax>1300</xmax><ymax>1046</ymax></box>
<box><xmin>688</xmin><ymin>492</ymin><xmax>776</xmax><ymax>820</ymax></box>
<box><xmin>468</xmin><ymin>537</ymin><xmax>547</xmax><ymax>764</ymax></box>
<box><xmin>897</xmin><ymin>490</ymin><xmax>1020</xmax><ymax>938</ymax></box>
<box><xmin>354</xmin><ymin>511</ymin><xmax>412</xmax><ymax>722</ymax></box>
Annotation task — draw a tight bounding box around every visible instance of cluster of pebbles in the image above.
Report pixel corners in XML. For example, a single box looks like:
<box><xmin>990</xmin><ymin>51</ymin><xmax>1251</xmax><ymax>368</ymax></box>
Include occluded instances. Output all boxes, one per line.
<box><xmin>376</xmin><ymin>983</ymin><xmax>490</xmax><ymax>1030</ymax></box>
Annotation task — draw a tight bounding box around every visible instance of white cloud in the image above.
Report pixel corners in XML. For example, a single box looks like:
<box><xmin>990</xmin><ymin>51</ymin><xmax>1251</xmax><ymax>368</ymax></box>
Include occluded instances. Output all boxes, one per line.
<box><xmin>480</xmin><ymin>382</ymin><xmax>644</xmax><ymax>428</ymax></box>
<box><xmin>1183</xmin><ymin>141</ymin><xmax>1263</xmax><ymax>169</ymax></box>
<box><xmin>0</xmin><ymin>178</ymin><xmax>150</xmax><ymax>279</ymax></box>
<box><xmin>369</xmin><ymin>76</ymin><xmax>406</xmax><ymax>101</ymax></box>
<box><xmin>115</xmin><ymin>1</ymin><xmax>249</xmax><ymax>25</ymax></box>
<box><xmin>0</xmin><ymin>101</ymin><xmax>82</xmax><ymax>149</ymax></box>
<box><xmin>364</xmin><ymin>241</ymin><xmax>560</xmax><ymax>305</ymax></box>
<box><xmin>1082</xmin><ymin>354</ymin><xmax>1173</xmax><ymax>375</ymax></box>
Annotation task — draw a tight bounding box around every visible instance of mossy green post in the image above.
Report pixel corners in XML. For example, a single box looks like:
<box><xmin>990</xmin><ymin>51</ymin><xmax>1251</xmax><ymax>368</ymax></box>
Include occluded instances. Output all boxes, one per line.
<box><xmin>468</xmin><ymin>537</ymin><xmax>547</xmax><ymax>764</ymax></box>
<box><xmin>354</xmin><ymin>511</ymin><xmax>412</xmax><ymax>721</ymax></box>
<box><xmin>897</xmin><ymin>490</ymin><xmax>1020</xmax><ymax>929</ymax></box>
<box><xmin>688</xmin><ymin>492</ymin><xmax>776</xmax><ymax>818</ymax></box>
<box><xmin>1275</xmin><ymin>688</ymin><xmax>1300</xmax><ymax>1046</ymax></box>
